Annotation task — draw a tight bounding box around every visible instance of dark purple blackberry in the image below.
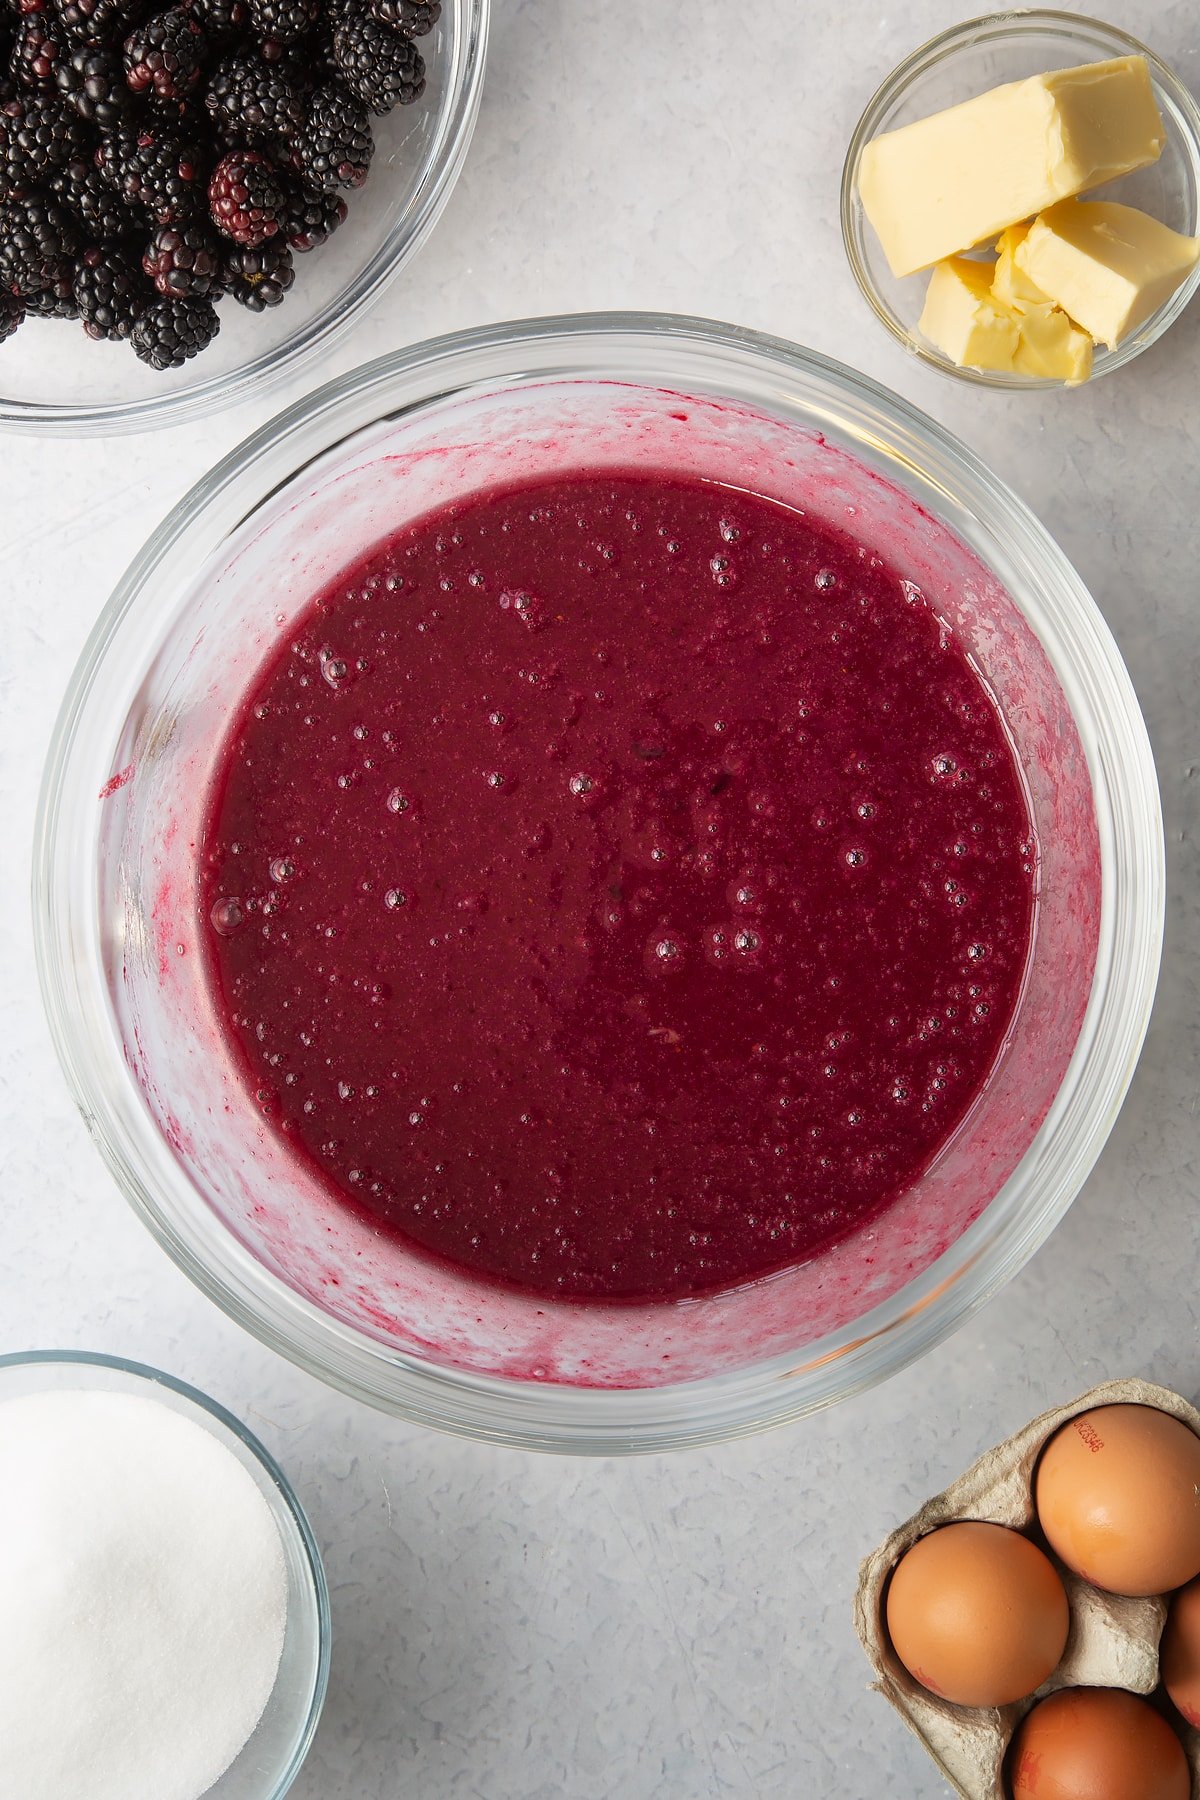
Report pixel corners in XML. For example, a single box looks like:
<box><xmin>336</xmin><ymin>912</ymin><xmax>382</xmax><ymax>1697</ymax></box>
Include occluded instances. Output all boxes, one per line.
<box><xmin>245</xmin><ymin>0</ymin><xmax>316</xmax><ymax>44</ymax></box>
<box><xmin>73</xmin><ymin>237</ymin><xmax>149</xmax><ymax>334</ymax></box>
<box><xmin>0</xmin><ymin>286</ymin><xmax>23</xmax><ymax>335</ymax></box>
<box><xmin>142</xmin><ymin>88</ymin><xmax>206</xmax><ymax>131</ymax></box>
<box><xmin>10</xmin><ymin>9</ymin><xmax>66</xmax><ymax>86</ymax></box>
<box><xmin>281</xmin><ymin>174</ymin><xmax>342</xmax><ymax>249</ymax></box>
<box><xmin>291</xmin><ymin>80</ymin><xmax>368</xmax><ymax>190</ymax></box>
<box><xmin>182</xmin><ymin>0</ymin><xmax>246</xmax><ymax>48</ymax></box>
<box><xmin>22</xmin><ymin>270</ymin><xmax>76</xmax><ymax>312</ymax></box>
<box><xmin>130</xmin><ymin>287</ymin><xmax>216</xmax><ymax>364</ymax></box>
<box><xmin>223</xmin><ymin>231</ymin><xmax>289</xmax><ymax>305</ymax></box>
<box><xmin>53</xmin><ymin>0</ymin><xmax>144</xmax><ymax>44</ymax></box>
<box><xmin>54</xmin><ymin>43</ymin><xmax>130</xmax><ymax>127</ymax></box>
<box><xmin>331</xmin><ymin>12</ymin><xmax>421</xmax><ymax>114</ymax></box>
<box><xmin>205</xmin><ymin>51</ymin><xmax>302</xmax><ymax>145</ymax></box>
<box><xmin>208</xmin><ymin>144</ymin><xmax>280</xmax><ymax>243</ymax></box>
<box><xmin>123</xmin><ymin>7</ymin><xmax>205</xmax><ymax>100</ymax></box>
<box><xmin>52</xmin><ymin>155</ymin><xmax>138</xmax><ymax>233</ymax></box>
<box><xmin>0</xmin><ymin>187</ymin><xmax>77</xmax><ymax>289</ymax></box>
<box><xmin>142</xmin><ymin>214</ymin><xmax>220</xmax><ymax>293</ymax></box>
<box><xmin>0</xmin><ymin>90</ymin><xmax>84</xmax><ymax>195</ymax></box>
<box><xmin>368</xmin><ymin>0</ymin><xmax>438</xmax><ymax>36</ymax></box>
<box><xmin>100</xmin><ymin>126</ymin><xmax>205</xmax><ymax>222</ymax></box>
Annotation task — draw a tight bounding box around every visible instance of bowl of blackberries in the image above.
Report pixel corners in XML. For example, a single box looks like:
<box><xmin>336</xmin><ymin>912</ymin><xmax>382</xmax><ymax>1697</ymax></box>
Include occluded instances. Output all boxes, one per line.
<box><xmin>0</xmin><ymin>0</ymin><xmax>487</xmax><ymax>429</ymax></box>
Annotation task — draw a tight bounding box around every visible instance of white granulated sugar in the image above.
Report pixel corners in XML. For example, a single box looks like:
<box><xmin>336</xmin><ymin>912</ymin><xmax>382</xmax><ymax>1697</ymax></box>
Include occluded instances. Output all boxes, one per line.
<box><xmin>0</xmin><ymin>1387</ymin><xmax>289</xmax><ymax>1800</ymax></box>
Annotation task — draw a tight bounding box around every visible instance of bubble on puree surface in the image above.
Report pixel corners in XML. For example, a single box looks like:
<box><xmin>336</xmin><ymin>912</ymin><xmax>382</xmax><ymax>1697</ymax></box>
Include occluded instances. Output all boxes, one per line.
<box><xmin>200</xmin><ymin>468</ymin><xmax>1036</xmax><ymax>1302</ymax></box>
<box><xmin>0</xmin><ymin>1388</ymin><xmax>288</xmax><ymax>1800</ymax></box>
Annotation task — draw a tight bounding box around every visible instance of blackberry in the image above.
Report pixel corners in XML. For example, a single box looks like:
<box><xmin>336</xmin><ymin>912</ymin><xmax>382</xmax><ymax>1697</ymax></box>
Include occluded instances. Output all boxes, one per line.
<box><xmin>332</xmin><ymin>13</ymin><xmax>421</xmax><ymax>114</ymax></box>
<box><xmin>208</xmin><ymin>145</ymin><xmax>280</xmax><ymax>243</ymax></box>
<box><xmin>142</xmin><ymin>214</ymin><xmax>220</xmax><ymax>293</ymax></box>
<box><xmin>246</xmin><ymin>0</ymin><xmax>316</xmax><ymax>45</ymax></box>
<box><xmin>0</xmin><ymin>90</ymin><xmax>84</xmax><ymax>195</ymax></box>
<box><xmin>281</xmin><ymin>173</ymin><xmax>342</xmax><ymax>249</ymax></box>
<box><xmin>73</xmin><ymin>237</ymin><xmax>149</xmax><ymax>334</ymax></box>
<box><xmin>0</xmin><ymin>188</ymin><xmax>77</xmax><ymax>289</ymax></box>
<box><xmin>22</xmin><ymin>270</ymin><xmax>76</xmax><ymax>312</ymax></box>
<box><xmin>10</xmin><ymin>10</ymin><xmax>65</xmax><ymax>86</ymax></box>
<box><xmin>54</xmin><ymin>44</ymin><xmax>130</xmax><ymax>127</ymax></box>
<box><xmin>53</xmin><ymin>155</ymin><xmax>138</xmax><ymax>233</ymax></box>
<box><xmin>123</xmin><ymin>7</ymin><xmax>205</xmax><ymax>100</ymax></box>
<box><xmin>53</xmin><ymin>0</ymin><xmax>143</xmax><ymax>43</ymax></box>
<box><xmin>0</xmin><ymin>286</ymin><xmax>23</xmax><ymax>335</ymax></box>
<box><xmin>205</xmin><ymin>52</ymin><xmax>302</xmax><ymax>145</ymax></box>
<box><xmin>223</xmin><ymin>231</ymin><xmax>289</xmax><ymax>305</ymax></box>
<box><xmin>142</xmin><ymin>88</ymin><xmax>205</xmax><ymax>130</ymax></box>
<box><xmin>100</xmin><ymin>126</ymin><xmax>205</xmax><ymax>222</ymax></box>
<box><xmin>183</xmin><ymin>0</ymin><xmax>246</xmax><ymax>48</ymax></box>
<box><xmin>291</xmin><ymin>80</ymin><xmax>368</xmax><ymax>190</ymax></box>
<box><xmin>130</xmin><ymin>287</ymin><xmax>216</xmax><ymax>364</ymax></box>
<box><xmin>368</xmin><ymin>0</ymin><xmax>438</xmax><ymax>36</ymax></box>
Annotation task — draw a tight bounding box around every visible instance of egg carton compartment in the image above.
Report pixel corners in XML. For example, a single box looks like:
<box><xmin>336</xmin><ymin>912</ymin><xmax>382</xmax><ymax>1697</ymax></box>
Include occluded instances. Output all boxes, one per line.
<box><xmin>854</xmin><ymin>1378</ymin><xmax>1200</xmax><ymax>1799</ymax></box>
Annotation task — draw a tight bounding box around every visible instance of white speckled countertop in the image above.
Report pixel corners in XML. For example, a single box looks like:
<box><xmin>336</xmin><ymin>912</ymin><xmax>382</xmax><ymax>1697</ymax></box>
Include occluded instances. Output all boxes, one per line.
<box><xmin>2</xmin><ymin>3</ymin><xmax>1198</xmax><ymax>1794</ymax></box>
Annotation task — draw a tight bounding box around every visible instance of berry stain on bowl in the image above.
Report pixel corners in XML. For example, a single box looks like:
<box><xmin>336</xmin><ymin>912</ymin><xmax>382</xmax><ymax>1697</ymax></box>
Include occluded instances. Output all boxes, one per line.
<box><xmin>0</xmin><ymin>0</ymin><xmax>487</xmax><ymax>429</ymax></box>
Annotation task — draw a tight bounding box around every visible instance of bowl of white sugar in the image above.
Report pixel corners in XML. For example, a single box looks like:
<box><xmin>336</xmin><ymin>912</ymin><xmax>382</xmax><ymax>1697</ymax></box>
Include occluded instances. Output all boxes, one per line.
<box><xmin>0</xmin><ymin>1350</ymin><xmax>329</xmax><ymax>1800</ymax></box>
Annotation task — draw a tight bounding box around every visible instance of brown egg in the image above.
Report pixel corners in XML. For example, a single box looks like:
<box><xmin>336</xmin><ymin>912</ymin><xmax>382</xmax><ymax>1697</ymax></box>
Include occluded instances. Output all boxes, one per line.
<box><xmin>1162</xmin><ymin>1575</ymin><xmax>1200</xmax><ymax>1727</ymax></box>
<box><xmin>885</xmin><ymin>1520</ymin><xmax>1069</xmax><ymax>1708</ymax></box>
<box><xmin>1009</xmin><ymin>1687</ymin><xmax>1190</xmax><ymax>1800</ymax></box>
<box><xmin>1035</xmin><ymin>1404</ymin><xmax>1200</xmax><ymax>1596</ymax></box>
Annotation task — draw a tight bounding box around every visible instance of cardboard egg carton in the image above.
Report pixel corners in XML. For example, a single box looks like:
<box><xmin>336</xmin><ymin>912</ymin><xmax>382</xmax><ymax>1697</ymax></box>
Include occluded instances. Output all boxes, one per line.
<box><xmin>855</xmin><ymin>1378</ymin><xmax>1200</xmax><ymax>1798</ymax></box>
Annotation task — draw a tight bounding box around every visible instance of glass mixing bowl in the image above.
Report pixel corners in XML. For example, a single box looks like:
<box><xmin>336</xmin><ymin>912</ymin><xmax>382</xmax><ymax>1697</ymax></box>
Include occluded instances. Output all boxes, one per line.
<box><xmin>34</xmin><ymin>313</ymin><xmax>1164</xmax><ymax>1452</ymax></box>
<box><xmin>0</xmin><ymin>0</ymin><xmax>488</xmax><ymax>435</ymax></box>
<box><xmin>0</xmin><ymin>1350</ymin><xmax>329</xmax><ymax>1799</ymax></box>
<box><xmin>841</xmin><ymin>11</ymin><xmax>1200</xmax><ymax>389</ymax></box>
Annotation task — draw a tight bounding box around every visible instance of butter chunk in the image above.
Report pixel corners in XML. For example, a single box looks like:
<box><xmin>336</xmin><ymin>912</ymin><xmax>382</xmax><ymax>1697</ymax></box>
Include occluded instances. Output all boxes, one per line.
<box><xmin>860</xmin><ymin>56</ymin><xmax>1165</xmax><ymax>277</ymax></box>
<box><xmin>992</xmin><ymin>223</ymin><xmax>1054</xmax><ymax>310</ymax></box>
<box><xmin>1015</xmin><ymin>198</ymin><xmax>1200</xmax><ymax>347</ymax></box>
<box><xmin>1012</xmin><ymin>304</ymin><xmax>1094</xmax><ymax>383</ymax></box>
<box><xmin>990</xmin><ymin>223</ymin><xmax>1094</xmax><ymax>382</ymax></box>
<box><xmin>918</xmin><ymin>257</ymin><xmax>1020</xmax><ymax>370</ymax></box>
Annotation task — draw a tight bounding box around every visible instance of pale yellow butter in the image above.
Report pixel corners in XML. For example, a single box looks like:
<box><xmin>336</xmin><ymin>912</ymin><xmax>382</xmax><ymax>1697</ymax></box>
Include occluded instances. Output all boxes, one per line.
<box><xmin>989</xmin><ymin>223</ymin><xmax>1094</xmax><ymax>382</ymax></box>
<box><xmin>1012</xmin><ymin>304</ymin><xmax>1094</xmax><ymax>383</ymax></box>
<box><xmin>1015</xmin><ymin>198</ymin><xmax>1200</xmax><ymax>347</ymax></box>
<box><xmin>919</xmin><ymin>253</ymin><xmax>1093</xmax><ymax>383</ymax></box>
<box><xmin>859</xmin><ymin>56</ymin><xmax>1165</xmax><ymax>277</ymax></box>
<box><xmin>918</xmin><ymin>258</ymin><xmax>1020</xmax><ymax>370</ymax></box>
<box><xmin>991</xmin><ymin>223</ymin><xmax>1053</xmax><ymax>310</ymax></box>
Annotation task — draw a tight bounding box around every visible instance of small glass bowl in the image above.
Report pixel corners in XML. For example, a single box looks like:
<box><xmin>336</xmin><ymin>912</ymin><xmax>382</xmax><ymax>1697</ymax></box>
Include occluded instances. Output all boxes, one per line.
<box><xmin>841</xmin><ymin>10</ymin><xmax>1200</xmax><ymax>389</ymax></box>
<box><xmin>0</xmin><ymin>0</ymin><xmax>488</xmax><ymax>435</ymax></box>
<box><xmin>0</xmin><ymin>1350</ymin><xmax>330</xmax><ymax>1799</ymax></box>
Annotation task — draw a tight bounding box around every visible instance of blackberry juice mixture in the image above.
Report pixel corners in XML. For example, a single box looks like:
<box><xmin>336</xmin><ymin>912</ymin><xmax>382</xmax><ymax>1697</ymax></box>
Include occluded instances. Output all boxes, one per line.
<box><xmin>200</xmin><ymin>470</ymin><xmax>1036</xmax><ymax>1301</ymax></box>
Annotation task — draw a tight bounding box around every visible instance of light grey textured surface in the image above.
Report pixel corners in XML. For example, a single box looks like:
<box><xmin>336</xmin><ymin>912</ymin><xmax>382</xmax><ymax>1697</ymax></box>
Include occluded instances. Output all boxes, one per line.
<box><xmin>1</xmin><ymin>3</ymin><xmax>1198</xmax><ymax>1795</ymax></box>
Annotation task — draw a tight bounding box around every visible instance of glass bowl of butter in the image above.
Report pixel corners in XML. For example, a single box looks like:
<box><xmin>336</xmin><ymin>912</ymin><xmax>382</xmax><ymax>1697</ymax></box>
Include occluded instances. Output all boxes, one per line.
<box><xmin>841</xmin><ymin>11</ymin><xmax>1200</xmax><ymax>388</ymax></box>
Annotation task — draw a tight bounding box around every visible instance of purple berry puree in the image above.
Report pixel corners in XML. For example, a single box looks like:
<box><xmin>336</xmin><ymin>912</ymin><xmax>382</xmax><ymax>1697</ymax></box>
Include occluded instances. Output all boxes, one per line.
<box><xmin>199</xmin><ymin>469</ymin><xmax>1036</xmax><ymax>1302</ymax></box>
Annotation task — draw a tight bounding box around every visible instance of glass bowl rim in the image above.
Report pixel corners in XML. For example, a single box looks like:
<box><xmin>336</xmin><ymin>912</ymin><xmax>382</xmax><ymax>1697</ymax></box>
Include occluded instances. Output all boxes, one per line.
<box><xmin>0</xmin><ymin>0</ymin><xmax>490</xmax><ymax>437</ymax></box>
<box><xmin>839</xmin><ymin>7</ymin><xmax>1200</xmax><ymax>390</ymax></box>
<box><xmin>32</xmin><ymin>309</ymin><xmax>1166</xmax><ymax>1452</ymax></box>
<box><xmin>0</xmin><ymin>1347</ymin><xmax>331</xmax><ymax>1798</ymax></box>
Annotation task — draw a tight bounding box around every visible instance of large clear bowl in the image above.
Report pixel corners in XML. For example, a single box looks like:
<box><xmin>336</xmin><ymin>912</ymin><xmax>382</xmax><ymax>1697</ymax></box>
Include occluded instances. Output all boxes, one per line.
<box><xmin>33</xmin><ymin>313</ymin><xmax>1164</xmax><ymax>1452</ymax></box>
<box><xmin>0</xmin><ymin>0</ymin><xmax>488</xmax><ymax>435</ymax></box>
<box><xmin>0</xmin><ymin>1350</ymin><xmax>330</xmax><ymax>1798</ymax></box>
